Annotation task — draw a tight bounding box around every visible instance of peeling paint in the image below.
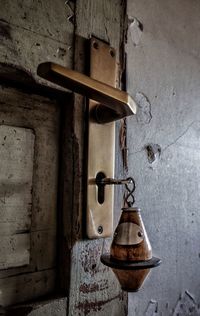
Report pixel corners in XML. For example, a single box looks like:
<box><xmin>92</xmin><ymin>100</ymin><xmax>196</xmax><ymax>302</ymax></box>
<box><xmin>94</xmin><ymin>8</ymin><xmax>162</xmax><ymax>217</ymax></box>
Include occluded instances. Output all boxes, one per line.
<box><xmin>76</xmin><ymin>293</ymin><xmax>124</xmax><ymax>316</ymax></box>
<box><xmin>56</xmin><ymin>47</ymin><xmax>67</xmax><ymax>58</ymax></box>
<box><xmin>145</xmin><ymin>300</ymin><xmax>158</xmax><ymax>316</ymax></box>
<box><xmin>128</xmin><ymin>17</ymin><xmax>143</xmax><ymax>46</ymax></box>
<box><xmin>67</xmin><ymin>14</ymin><xmax>75</xmax><ymax>25</ymax></box>
<box><xmin>0</xmin><ymin>19</ymin><xmax>11</xmax><ymax>40</ymax></box>
<box><xmin>145</xmin><ymin>143</ymin><xmax>161</xmax><ymax>164</ymax></box>
<box><xmin>127</xmin><ymin>1</ymin><xmax>200</xmax><ymax>316</ymax></box>
<box><xmin>80</xmin><ymin>242</ymin><xmax>103</xmax><ymax>276</ymax></box>
<box><xmin>143</xmin><ymin>292</ymin><xmax>200</xmax><ymax>316</ymax></box>
<box><xmin>79</xmin><ymin>280</ymin><xmax>109</xmax><ymax>294</ymax></box>
<box><xmin>64</xmin><ymin>0</ymin><xmax>74</xmax><ymax>14</ymax></box>
<box><xmin>135</xmin><ymin>92</ymin><xmax>152</xmax><ymax>125</ymax></box>
<box><xmin>120</xmin><ymin>118</ymin><xmax>128</xmax><ymax>172</ymax></box>
<box><xmin>173</xmin><ymin>291</ymin><xmax>200</xmax><ymax>316</ymax></box>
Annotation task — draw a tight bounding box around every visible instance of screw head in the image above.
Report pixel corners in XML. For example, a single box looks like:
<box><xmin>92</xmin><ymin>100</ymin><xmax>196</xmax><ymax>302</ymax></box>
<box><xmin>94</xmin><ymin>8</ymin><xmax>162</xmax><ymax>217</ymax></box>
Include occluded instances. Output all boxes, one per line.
<box><xmin>98</xmin><ymin>225</ymin><xmax>103</xmax><ymax>234</ymax></box>
<box><xmin>109</xmin><ymin>49</ymin><xmax>115</xmax><ymax>57</ymax></box>
<box><xmin>93</xmin><ymin>41</ymin><xmax>99</xmax><ymax>49</ymax></box>
<box><xmin>138</xmin><ymin>231</ymin><xmax>143</xmax><ymax>238</ymax></box>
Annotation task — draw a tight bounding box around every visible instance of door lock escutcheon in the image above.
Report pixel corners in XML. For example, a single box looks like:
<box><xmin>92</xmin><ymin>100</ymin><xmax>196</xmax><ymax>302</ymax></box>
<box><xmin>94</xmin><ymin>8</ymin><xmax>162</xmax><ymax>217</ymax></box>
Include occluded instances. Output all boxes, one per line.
<box><xmin>37</xmin><ymin>37</ymin><xmax>137</xmax><ymax>238</ymax></box>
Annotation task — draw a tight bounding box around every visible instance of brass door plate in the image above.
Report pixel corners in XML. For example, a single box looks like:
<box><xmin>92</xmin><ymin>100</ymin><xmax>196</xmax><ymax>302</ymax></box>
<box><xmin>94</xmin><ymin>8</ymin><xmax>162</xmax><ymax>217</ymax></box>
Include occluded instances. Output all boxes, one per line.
<box><xmin>36</xmin><ymin>38</ymin><xmax>137</xmax><ymax>239</ymax></box>
<box><xmin>87</xmin><ymin>38</ymin><xmax>117</xmax><ymax>238</ymax></box>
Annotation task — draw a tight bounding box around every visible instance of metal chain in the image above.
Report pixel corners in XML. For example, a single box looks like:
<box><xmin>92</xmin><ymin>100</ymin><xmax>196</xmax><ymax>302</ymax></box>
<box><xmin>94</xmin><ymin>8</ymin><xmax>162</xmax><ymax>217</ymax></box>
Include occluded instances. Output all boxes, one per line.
<box><xmin>124</xmin><ymin>177</ymin><xmax>135</xmax><ymax>207</ymax></box>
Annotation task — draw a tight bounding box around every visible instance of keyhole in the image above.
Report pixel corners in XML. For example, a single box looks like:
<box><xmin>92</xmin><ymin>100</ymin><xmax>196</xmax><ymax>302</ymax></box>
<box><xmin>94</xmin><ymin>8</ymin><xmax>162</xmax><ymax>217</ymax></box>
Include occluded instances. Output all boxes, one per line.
<box><xmin>96</xmin><ymin>172</ymin><xmax>106</xmax><ymax>204</ymax></box>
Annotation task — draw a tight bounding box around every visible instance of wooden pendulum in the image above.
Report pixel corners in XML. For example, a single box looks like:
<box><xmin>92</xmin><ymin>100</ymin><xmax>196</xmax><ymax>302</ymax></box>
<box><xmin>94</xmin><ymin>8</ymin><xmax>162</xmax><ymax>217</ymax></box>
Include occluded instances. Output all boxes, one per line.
<box><xmin>100</xmin><ymin>178</ymin><xmax>161</xmax><ymax>292</ymax></box>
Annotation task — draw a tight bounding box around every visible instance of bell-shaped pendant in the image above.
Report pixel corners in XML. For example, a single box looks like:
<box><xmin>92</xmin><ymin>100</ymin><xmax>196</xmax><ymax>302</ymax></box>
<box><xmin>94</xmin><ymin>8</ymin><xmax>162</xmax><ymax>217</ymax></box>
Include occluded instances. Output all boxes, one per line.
<box><xmin>101</xmin><ymin>207</ymin><xmax>161</xmax><ymax>292</ymax></box>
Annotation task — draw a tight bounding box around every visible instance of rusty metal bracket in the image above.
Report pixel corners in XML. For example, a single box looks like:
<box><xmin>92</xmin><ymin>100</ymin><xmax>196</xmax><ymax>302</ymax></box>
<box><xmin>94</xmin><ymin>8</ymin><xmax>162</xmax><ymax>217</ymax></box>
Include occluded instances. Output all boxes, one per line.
<box><xmin>37</xmin><ymin>37</ymin><xmax>136</xmax><ymax>239</ymax></box>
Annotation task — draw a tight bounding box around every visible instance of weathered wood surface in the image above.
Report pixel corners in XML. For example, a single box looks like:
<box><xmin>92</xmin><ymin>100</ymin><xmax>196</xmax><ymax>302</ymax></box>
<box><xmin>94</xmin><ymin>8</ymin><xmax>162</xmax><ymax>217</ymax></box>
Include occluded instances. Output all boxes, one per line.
<box><xmin>0</xmin><ymin>234</ymin><xmax>30</xmax><ymax>270</ymax></box>
<box><xmin>7</xmin><ymin>297</ymin><xmax>67</xmax><ymax>316</ymax></box>
<box><xmin>0</xmin><ymin>84</ymin><xmax>61</xmax><ymax>305</ymax></box>
<box><xmin>0</xmin><ymin>269</ymin><xmax>56</xmax><ymax>307</ymax></box>
<box><xmin>67</xmin><ymin>1</ymin><xmax>128</xmax><ymax>315</ymax></box>
<box><xmin>0</xmin><ymin>0</ymin><xmax>128</xmax><ymax>313</ymax></box>
<box><xmin>0</xmin><ymin>125</ymin><xmax>34</xmax><ymax>269</ymax></box>
<box><xmin>0</xmin><ymin>0</ymin><xmax>74</xmax><ymax>82</ymax></box>
<box><xmin>69</xmin><ymin>240</ymin><xmax>127</xmax><ymax>316</ymax></box>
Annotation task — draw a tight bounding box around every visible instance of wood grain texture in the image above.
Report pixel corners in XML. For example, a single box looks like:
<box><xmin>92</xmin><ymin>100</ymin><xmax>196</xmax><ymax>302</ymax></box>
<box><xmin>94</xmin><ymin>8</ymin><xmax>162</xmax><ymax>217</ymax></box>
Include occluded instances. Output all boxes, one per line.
<box><xmin>0</xmin><ymin>0</ymin><xmax>74</xmax><ymax>82</ymax></box>
<box><xmin>67</xmin><ymin>1</ymin><xmax>128</xmax><ymax>315</ymax></box>
<box><xmin>6</xmin><ymin>297</ymin><xmax>67</xmax><ymax>316</ymax></box>
<box><xmin>0</xmin><ymin>234</ymin><xmax>30</xmax><ymax>269</ymax></box>
<box><xmin>0</xmin><ymin>269</ymin><xmax>56</xmax><ymax>307</ymax></box>
<box><xmin>0</xmin><ymin>0</ymin><xmax>128</xmax><ymax>312</ymax></box>
<box><xmin>113</xmin><ymin>268</ymin><xmax>150</xmax><ymax>293</ymax></box>
<box><xmin>0</xmin><ymin>84</ymin><xmax>61</xmax><ymax>305</ymax></box>
<box><xmin>111</xmin><ymin>208</ymin><xmax>152</xmax><ymax>261</ymax></box>
<box><xmin>69</xmin><ymin>240</ymin><xmax>127</xmax><ymax>316</ymax></box>
<box><xmin>0</xmin><ymin>125</ymin><xmax>34</xmax><ymax>269</ymax></box>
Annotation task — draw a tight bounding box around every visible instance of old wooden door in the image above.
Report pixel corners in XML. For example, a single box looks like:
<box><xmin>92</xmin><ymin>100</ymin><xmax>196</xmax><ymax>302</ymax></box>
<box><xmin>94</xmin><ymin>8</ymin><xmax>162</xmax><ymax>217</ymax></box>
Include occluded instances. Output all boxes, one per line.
<box><xmin>0</xmin><ymin>0</ymin><xmax>128</xmax><ymax>315</ymax></box>
<box><xmin>0</xmin><ymin>80</ymin><xmax>64</xmax><ymax>306</ymax></box>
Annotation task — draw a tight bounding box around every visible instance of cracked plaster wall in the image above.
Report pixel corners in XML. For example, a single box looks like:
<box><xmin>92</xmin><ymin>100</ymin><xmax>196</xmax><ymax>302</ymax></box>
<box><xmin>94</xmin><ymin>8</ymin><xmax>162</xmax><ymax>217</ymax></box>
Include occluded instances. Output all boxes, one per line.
<box><xmin>127</xmin><ymin>1</ymin><xmax>200</xmax><ymax>315</ymax></box>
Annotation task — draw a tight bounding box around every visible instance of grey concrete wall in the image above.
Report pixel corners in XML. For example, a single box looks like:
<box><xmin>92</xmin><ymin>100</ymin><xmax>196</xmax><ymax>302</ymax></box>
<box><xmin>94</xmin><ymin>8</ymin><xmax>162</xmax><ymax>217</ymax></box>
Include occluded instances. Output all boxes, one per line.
<box><xmin>127</xmin><ymin>1</ymin><xmax>200</xmax><ymax>315</ymax></box>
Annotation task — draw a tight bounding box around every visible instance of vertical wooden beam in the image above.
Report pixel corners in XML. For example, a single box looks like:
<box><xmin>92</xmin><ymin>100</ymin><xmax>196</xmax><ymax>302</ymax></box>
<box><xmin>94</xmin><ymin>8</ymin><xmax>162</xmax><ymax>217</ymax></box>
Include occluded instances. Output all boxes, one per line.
<box><xmin>66</xmin><ymin>1</ymin><xmax>128</xmax><ymax>315</ymax></box>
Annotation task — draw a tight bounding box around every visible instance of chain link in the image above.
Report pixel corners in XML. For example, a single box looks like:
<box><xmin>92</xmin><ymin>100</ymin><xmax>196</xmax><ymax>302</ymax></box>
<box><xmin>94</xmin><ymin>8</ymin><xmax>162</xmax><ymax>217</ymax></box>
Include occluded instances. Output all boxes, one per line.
<box><xmin>95</xmin><ymin>175</ymin><xmax>136</xmax><ymax>207</ymax></box>
<box><xmin>124</xmin><ymin>177</ymin><xmax>135</xmax><ymax>207</ymax></box>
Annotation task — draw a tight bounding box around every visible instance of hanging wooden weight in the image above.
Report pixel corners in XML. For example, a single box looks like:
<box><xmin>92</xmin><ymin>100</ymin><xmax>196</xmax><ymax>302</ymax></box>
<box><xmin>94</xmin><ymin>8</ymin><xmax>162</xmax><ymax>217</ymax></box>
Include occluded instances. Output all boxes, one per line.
<box><xmin>101</xmin><ymin>207</ymin><xmax>161</xmax><ymax>292</ymax></box>
<box><xmin>110</xmin><ymin>207</ymin><xmax>152</xmax><ymax>261</ymax></box>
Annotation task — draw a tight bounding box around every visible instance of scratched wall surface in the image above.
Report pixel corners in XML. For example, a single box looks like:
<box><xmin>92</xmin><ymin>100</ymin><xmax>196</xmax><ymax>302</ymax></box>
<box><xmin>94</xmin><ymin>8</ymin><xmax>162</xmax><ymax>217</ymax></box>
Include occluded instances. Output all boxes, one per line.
<box><xmin>127</xmin><ymin>1</ymin><xmax>200</xmax><ymax>315</ymax></box>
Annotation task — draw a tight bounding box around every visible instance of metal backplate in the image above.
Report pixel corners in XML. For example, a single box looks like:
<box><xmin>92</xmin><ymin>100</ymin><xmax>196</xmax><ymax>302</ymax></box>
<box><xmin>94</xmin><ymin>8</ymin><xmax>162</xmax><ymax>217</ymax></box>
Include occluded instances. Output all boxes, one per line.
<box><xmin>87</xmin><ymin>37</ymin><xmax>117</xmax><ymax>238</ymax></box>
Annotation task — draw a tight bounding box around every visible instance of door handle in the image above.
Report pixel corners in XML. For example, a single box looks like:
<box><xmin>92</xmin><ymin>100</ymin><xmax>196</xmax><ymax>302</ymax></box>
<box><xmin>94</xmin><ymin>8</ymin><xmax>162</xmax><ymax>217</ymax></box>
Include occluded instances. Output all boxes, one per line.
<box><xmin>37</xmin><ymin>37</ymin><xmax>137</xmax><ymax>239</ymax></box>
<box><xmin>37</xmin><ymin>62</ymin><xmax>136</xmax><ymax>123</ymax></box>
